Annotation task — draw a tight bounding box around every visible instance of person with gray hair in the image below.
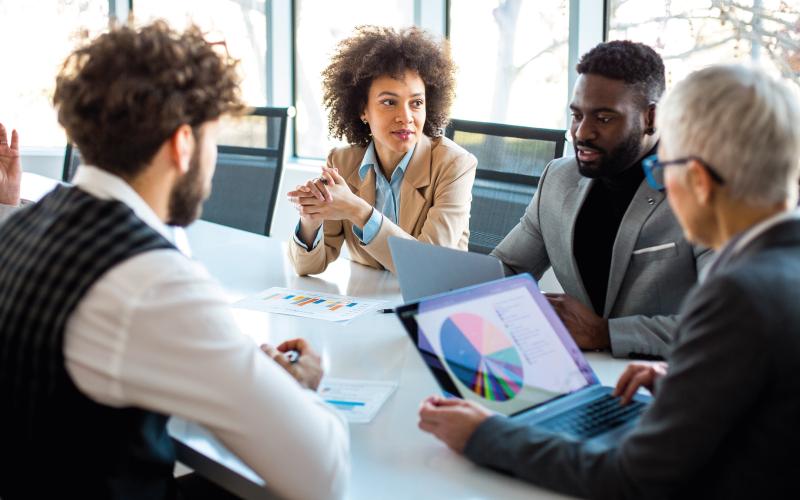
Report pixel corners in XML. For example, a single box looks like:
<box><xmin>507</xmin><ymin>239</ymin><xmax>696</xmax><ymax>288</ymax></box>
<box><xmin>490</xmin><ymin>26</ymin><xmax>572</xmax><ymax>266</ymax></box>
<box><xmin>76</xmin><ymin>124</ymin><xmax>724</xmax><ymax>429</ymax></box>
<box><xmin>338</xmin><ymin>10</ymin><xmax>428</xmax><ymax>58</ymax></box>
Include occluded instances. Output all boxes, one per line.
<box><xmin>417</xmin><ymin>64</ymin><xmax>800</xmax><ymax>499</ymax></box>
<box><xmin>653</xmin><ymin>62</ymin><xmax>800</xmax><ymax>213</ymax></box>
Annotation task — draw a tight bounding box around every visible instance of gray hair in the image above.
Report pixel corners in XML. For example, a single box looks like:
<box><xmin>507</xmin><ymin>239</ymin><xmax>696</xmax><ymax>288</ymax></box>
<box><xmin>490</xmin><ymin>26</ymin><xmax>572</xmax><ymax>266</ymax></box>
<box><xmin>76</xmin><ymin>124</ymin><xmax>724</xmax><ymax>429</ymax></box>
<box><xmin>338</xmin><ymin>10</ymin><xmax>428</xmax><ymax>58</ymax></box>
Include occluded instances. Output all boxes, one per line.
<box><xmin>658</xmin><ymin>64</ymin><xmax>800</xmax><ymax>206</ymax></box>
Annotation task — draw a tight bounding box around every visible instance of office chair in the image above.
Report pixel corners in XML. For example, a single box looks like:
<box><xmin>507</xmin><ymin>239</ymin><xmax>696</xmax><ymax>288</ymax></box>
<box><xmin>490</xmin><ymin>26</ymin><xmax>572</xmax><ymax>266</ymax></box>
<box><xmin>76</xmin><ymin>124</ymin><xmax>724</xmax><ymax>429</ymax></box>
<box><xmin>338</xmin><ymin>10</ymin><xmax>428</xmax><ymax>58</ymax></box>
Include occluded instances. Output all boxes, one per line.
<box><xmin>445</xmin><ymin>119</ymin><xmax>566</xmax><ymax>254</ymax></box>
<box><xmin>201</xmin><ymin>106</ymin><xmax>293</xmax><ymax>236</ymax></box>
<box><xmin>62</xmin><ymin>143</ymin><xmax>82</xmax><ymax>183</ymax></box>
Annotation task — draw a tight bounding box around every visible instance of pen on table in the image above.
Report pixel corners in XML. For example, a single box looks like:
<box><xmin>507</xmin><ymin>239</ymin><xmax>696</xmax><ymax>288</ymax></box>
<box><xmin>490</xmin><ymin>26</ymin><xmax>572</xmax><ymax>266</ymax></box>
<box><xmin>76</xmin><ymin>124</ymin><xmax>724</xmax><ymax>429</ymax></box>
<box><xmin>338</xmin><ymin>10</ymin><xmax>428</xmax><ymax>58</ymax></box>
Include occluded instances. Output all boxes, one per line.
<box><xmin>378</xmin><ymin>308</ymin><xmax>394</xmax><ymax>314</ymax></box>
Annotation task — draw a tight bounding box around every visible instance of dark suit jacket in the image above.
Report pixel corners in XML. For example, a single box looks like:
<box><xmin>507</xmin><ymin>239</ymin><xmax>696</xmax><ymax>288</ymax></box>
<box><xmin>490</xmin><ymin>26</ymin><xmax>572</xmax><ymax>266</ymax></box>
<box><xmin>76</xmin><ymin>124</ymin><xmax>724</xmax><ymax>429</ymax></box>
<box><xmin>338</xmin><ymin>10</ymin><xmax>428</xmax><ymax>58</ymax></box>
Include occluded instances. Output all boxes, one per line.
<box><xmin>491</xmin><ymin>157</ymin><xmax>711</xmax><ymax>358</ymax></box>
<box><xmin>466</xmin><ymin>216</ymin><xmax>800</xmax><ymax>499</ymax></box>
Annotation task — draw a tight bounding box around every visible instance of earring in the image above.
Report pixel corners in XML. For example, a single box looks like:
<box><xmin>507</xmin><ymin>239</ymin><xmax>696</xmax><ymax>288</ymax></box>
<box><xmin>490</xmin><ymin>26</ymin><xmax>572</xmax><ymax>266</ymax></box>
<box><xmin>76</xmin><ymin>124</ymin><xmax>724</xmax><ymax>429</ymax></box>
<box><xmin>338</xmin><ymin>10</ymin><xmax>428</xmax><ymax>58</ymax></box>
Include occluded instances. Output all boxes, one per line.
<box><xmin>645</xmin><ymin>127</ymin><xmax>656</xmax><ymax>135</ymax></box>
<box><xmin>362</xmin><ymin>119</ymin><xmax>368</xmax><ymax>124</ymax></box>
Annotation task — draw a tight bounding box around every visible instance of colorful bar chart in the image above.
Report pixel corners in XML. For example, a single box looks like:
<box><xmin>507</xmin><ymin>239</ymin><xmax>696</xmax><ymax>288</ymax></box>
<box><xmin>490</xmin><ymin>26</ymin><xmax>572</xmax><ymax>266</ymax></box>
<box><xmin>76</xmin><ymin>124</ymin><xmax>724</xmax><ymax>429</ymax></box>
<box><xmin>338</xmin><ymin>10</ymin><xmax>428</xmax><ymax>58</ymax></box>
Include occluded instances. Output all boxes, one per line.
<box><xmin>272</xmin><ymin>293</ymin><xmax>359</xmax><ymax>311</ymax></box>
<box><xmin>235</xmin><ymin>287</ymin><xmax>387</xmax><ymax>323</ymax></box>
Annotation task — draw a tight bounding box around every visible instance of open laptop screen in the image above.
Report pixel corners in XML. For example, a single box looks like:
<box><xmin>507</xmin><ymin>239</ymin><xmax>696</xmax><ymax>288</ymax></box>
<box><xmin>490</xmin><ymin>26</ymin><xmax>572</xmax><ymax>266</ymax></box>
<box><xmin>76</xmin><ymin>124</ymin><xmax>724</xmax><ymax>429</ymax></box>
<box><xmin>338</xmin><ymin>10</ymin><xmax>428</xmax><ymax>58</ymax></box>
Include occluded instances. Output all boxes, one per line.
<box><xmin>397</xmin><ymin>274</ymin><xmax>598</xmax><ymax>416</ymax></box>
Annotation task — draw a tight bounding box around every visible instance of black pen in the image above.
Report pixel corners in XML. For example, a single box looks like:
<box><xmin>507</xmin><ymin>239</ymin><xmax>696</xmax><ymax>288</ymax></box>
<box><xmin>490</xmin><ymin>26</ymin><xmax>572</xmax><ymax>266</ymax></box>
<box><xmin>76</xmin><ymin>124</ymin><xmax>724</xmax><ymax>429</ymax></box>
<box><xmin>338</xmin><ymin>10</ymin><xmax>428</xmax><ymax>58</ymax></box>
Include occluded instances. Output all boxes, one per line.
<box><xmin>378</xmin><ymin>308</ymin><xmax>394</xmax><ymax>314</ymax></box>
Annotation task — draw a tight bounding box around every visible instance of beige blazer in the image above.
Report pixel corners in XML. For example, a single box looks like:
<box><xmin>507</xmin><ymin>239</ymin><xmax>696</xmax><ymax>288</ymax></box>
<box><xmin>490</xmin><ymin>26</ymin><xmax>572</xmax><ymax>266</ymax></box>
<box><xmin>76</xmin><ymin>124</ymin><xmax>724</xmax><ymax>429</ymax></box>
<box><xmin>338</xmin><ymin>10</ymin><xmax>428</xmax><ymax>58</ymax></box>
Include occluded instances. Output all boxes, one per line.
<box><xmin>288</xmin><ymin>135</ymin><xmax>477</xmax><ymax>275</ymax></box>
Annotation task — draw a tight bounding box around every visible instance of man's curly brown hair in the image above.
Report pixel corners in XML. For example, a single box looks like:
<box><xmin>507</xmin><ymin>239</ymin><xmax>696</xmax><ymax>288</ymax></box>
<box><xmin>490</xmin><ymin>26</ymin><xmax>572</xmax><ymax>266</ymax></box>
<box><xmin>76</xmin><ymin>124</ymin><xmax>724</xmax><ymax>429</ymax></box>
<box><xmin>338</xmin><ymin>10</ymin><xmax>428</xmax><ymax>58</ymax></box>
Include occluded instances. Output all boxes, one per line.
<box><xmin>54</xmin><ymin>21</ymin><xmax>245</xmax><ymax>178</ymax></box>
<box><xmin>322</xmin><ymin>25</ymin><xmax>456</xmax><ymax>147</ymax></box>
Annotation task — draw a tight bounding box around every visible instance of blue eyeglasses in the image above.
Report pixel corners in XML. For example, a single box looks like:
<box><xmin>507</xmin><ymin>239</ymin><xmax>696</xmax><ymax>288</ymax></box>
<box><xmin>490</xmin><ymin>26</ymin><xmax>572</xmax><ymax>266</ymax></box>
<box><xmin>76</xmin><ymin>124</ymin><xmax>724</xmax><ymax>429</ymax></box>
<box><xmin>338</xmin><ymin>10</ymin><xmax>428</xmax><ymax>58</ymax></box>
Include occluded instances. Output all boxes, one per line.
<box><xmin>642</xmin><ymin>154</ymin><xmax>726</xmax><ymax>191</ymax></box>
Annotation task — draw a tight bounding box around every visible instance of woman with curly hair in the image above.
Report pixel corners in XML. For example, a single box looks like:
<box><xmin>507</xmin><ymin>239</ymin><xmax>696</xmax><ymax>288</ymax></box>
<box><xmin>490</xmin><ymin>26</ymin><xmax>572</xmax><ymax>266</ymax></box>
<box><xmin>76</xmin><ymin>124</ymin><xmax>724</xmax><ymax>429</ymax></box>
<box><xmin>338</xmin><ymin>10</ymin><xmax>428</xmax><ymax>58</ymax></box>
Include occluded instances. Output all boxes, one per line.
<box><xmin>287</xmin><ymin>25</ymin><xmax>477</xmax><ymax>275</ymax></box>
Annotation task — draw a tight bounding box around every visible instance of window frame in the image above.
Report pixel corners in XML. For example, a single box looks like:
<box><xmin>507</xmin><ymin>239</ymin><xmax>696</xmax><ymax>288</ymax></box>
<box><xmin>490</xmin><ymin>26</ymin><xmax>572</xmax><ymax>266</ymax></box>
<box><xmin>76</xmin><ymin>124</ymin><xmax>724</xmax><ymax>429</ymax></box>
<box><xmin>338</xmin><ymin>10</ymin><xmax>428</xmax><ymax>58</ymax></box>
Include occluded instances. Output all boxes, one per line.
<box><xmin>287</xmin><ymin>0</ymin><xmax>603</xmax><ymax>160</ymax></box>
<box><xmin>31</xmin><ymin>1</ymin><xmax>605</xmax><ymax>163</ymax></box>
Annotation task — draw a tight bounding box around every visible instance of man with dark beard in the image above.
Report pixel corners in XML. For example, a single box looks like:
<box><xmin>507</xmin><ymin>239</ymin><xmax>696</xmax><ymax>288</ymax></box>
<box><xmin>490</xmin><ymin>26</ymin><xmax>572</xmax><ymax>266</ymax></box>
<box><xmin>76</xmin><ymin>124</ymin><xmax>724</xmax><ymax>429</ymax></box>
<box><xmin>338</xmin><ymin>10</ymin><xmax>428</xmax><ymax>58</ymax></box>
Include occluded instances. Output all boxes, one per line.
<box><xmin>0</xmin><ymin>22</ymin><xmax>349</xmax><ymax>500</ymax></box>
<box><xmin>491</xmin><ymin>41</ymin><xmax>710</xmax><ymax>358</ymax></box>
<box><xmin>421</xmin><ymin>63</ymin><xmax>800</xmax><ymax>500</ymax></box>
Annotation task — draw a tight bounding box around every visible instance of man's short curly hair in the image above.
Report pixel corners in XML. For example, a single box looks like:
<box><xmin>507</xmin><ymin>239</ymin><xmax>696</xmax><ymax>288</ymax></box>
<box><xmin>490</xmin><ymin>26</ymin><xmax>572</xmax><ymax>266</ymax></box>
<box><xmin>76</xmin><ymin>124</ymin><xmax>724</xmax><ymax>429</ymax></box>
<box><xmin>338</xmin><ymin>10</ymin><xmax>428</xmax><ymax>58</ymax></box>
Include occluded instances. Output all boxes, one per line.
<box><xmin>54</xmin><ymin>21</ymin><xmax>245</xmax><ymax>178</ymax></box>
<box><xmin>322</xmin><ymin>25</ymin><xmax>456</xmax><ymax>147</ymax></box>
<box><xmin>576</xmin><ymin>40</ymin><xmax>666</xmax><ymax>108</ymax></box>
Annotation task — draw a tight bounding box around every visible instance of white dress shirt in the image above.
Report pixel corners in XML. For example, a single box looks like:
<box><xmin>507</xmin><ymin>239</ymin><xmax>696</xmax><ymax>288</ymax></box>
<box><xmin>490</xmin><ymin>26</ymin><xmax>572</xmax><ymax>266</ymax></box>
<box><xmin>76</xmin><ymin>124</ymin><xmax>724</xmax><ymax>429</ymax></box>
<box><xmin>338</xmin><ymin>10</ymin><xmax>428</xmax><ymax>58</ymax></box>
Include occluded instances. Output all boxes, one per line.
<box><xmin>701</xmin><ymin>208</ymin><xmax>800</xmax><ymax>281</ymax></box>
<box><xmin>64</xmin><ymin>167</ymin><xmax>350</xmax><ymax>500</ymax></box>
<box><xmin>0</xmin><ymin>202</ymin><xmax>18</xmax><ymax>223</ymax></box>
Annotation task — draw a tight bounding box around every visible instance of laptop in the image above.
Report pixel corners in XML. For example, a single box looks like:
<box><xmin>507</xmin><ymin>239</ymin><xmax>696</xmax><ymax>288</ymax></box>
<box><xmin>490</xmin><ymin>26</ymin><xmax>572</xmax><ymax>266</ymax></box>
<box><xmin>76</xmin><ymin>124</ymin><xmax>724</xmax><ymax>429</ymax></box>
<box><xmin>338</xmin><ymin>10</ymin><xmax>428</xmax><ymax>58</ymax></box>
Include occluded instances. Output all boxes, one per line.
<box><xmin>395</xmin><ymin>274</ymin><xmax>650</xmax><ymax>443</ymax></box>
<box><xmin>388</xmin><ymin>236</ymin><xmax>505</xmax><ymax>302</ymax></box>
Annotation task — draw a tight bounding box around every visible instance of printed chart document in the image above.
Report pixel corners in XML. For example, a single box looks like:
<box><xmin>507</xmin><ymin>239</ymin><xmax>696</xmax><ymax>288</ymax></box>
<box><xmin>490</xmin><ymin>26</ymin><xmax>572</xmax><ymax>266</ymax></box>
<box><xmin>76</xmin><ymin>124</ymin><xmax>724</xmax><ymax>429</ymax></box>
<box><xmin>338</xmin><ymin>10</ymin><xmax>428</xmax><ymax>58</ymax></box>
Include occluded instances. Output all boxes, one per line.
<box><xmin>319</xmin><ymin>378</ymin><xmax>398</xmax><ymax>423</ymax></box>
<box><xmin>235</xmin><ymin>287</ymin><xmax>386</xmax><ymax>323</ymax></box>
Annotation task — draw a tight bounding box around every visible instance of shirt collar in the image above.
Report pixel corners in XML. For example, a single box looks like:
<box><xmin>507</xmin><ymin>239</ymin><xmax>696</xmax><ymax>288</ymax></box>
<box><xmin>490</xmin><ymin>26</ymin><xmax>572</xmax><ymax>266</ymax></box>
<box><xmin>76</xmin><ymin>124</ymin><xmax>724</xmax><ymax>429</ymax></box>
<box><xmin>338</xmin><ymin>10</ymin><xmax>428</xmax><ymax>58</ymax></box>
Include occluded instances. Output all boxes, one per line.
<box><xmin>358</xmin><ymin>141</ymin><xmax>416</xmax><ymax>181</ymax></box>
<box><xmin>72</xmin><ymin>166</ymin><xmax>177</xmax><ymax>246</ymax></box>
<box><xmin>701</xmin><ymin>208</ymin><xmax>800</xmax><ymax>281</ymax></box>
<box><xmin>726</xmin><ymin>208</ymin><xmax>800</xmax><ymax>258</ymax></box>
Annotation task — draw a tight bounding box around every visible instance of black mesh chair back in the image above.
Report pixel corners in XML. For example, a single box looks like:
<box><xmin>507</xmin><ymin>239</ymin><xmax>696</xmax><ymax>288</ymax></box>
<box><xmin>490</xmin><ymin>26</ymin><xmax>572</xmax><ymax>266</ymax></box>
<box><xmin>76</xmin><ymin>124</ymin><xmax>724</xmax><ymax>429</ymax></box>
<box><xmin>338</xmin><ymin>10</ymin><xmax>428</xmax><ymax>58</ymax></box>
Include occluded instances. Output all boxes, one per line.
<box><xmin>62</xmin><ymin>143</ymin><xmax>82</xmax><ymax>182</ymax></box>
<box><xmin>445</xmin><ymin>119</ymin><xmax>566</xmax><ymax>254</ymax></box>
<box><xmin>201</xmin><ymin>106</ymin><xmax>292</xmax><ymax>236</ymax></box>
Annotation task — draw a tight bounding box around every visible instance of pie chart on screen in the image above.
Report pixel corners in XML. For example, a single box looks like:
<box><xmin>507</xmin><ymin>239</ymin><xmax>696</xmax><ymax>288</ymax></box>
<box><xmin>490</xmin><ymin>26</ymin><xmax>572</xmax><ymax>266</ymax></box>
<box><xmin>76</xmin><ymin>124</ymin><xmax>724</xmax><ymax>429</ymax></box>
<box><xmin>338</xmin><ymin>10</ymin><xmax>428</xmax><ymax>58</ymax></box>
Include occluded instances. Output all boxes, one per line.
<box><xmin>440</xmin><ymin>312</ymin><xmax>524</xmax><ymax>401</ymax></box>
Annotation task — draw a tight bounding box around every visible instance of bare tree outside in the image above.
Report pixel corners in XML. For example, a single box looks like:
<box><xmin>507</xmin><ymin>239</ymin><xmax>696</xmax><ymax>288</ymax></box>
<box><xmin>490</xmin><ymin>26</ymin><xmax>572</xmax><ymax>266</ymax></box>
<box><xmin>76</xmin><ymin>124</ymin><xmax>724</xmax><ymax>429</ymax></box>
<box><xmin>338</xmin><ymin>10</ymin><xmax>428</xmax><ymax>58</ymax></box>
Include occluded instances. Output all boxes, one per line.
<box><xmin>133</xmin><ymin>0</ymin><xmax>268</xmax><ymax>106</ymax></box>
<box><xmin>293</xmin><ymin>0</ymin><xmax>414</xmax><ymax>158</ymax></box>
<box><xmin>7</xmin><ymin>1</ymin><xmax>795</xmax><ymax>152</ymax></box>
<box><xmin>0</xmin><ymin>0</ymin><xmax>109</xmax><ymax>148</ymax></box>
<box><xmin>450</xmin><ymin>0</ymin><xmax>570</xmax><ymax>129</ymax></box>
<box><xmin>490</xmin><ymin>0</ymin><xmax>523</xmax><ymax>123</ymax></box>
<box><xmin>454</xmin><ymin>0</ymin><xmax>798</xmax><ymax>137</ymax></box>
<box><xmin>609</xmin><ymin>0</ymin><xmax>800</xmax><ymax>87</ymax></box>
<box><xmin>131</xmin><ymin>0</ymin><xmax>269</xmax><ymax>147</ymax></box>
<box><xmin>489</xmin><ymin>0</ymin><xmax>569</xmax><ymax>124</ymax></box>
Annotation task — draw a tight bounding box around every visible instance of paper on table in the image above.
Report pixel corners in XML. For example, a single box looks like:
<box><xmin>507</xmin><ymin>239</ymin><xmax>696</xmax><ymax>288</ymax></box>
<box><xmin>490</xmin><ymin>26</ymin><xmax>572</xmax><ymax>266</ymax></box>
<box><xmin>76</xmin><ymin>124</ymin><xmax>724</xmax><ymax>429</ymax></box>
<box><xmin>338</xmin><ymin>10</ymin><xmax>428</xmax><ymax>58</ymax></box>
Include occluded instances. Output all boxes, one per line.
<box><xmin>319</xmin><ymin>378</ymin><xmax>398</xmax><ymax>424</ymax></box>
<box><xmin>234</xmin><ymin>287</ymin><xmax>387</xmax><ymax>323</ymax></box>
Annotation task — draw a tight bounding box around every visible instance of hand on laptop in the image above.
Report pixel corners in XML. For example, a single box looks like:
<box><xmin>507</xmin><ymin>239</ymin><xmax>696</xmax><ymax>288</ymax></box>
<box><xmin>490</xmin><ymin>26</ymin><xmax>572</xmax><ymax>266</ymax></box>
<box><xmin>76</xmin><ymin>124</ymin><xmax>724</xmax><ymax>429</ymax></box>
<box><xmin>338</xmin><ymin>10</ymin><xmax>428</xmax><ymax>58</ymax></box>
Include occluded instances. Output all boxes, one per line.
<box><xmin>418</xmin><ymin>395</ymin><xmax>493</xmax><ymax>453</ymax></box>
<box><xmin>612</xmin><ymin>362</ymin><xmax>668</xmax><ymax>405</ymax></box>
<box><xmin>545</xmin><ymin>293</ymin><xmax>610</xmax><ymax>350</ymax></box>
<box><xmin>261</xmin><ymin>338</ymin><xmax>324</xmax><ymax>391</ymax></box>
<box><xmin>0</xmin><ymin>123</ymin><xmax>21</xmax><ymax>206</ymax></box>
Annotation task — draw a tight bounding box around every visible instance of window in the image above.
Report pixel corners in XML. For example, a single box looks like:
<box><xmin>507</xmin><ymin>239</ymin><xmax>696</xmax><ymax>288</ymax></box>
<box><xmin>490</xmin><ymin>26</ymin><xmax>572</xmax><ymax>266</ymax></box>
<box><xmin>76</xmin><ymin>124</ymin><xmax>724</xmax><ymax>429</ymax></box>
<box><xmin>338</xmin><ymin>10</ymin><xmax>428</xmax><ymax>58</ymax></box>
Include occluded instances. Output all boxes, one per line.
<box><xmin>132</xmin><ymin>0</ymin><xmax>269</xmax><ymax>107</ymax></box>
<box><xmin>448</xmin><ymin>0</ymin><xmax>571</xmax><ymax>130</ymax></box>
<box><xmin>608</xmin><ymin>0</ymin><xmax>800</xmax><ymax>88</ymax></box>
<box><xmin>0</xmin><ymin>0</ymin><xmax>109</xmax><ymax>148</ymax></box>
<box><xmin>294</xmin><ymin>0</ymin><xmax>415</xmax><ymax>158</ymax></box>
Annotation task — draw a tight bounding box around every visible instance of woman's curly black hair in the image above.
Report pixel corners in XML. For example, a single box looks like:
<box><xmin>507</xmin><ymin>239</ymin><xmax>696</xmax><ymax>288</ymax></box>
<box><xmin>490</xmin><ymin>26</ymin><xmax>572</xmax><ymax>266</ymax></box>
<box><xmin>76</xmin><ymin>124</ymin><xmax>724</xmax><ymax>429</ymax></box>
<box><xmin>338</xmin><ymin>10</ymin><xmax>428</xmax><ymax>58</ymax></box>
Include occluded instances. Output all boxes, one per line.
<box><xmin>321</xmin><ymin>25</ymin><xmax>456</xmax><ymax>147</ymax></box>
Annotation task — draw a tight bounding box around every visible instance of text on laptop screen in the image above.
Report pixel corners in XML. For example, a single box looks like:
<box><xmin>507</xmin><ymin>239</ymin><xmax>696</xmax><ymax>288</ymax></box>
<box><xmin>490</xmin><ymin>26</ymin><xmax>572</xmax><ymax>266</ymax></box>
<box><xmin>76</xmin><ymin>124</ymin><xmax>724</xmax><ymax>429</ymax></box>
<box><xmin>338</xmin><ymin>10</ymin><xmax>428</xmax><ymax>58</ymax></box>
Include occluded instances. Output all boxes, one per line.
<box><xmin>414</xmin><ymin>275</ymin><xmax>597</xmax><ymax>415</ymax></box>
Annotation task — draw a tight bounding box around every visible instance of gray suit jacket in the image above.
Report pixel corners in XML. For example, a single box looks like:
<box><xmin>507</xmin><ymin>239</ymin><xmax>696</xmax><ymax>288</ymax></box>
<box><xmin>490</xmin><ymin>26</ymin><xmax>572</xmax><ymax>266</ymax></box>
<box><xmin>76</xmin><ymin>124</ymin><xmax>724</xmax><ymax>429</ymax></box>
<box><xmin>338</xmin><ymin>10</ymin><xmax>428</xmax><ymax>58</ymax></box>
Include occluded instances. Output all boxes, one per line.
<box><xmin>491</xmin><ymin>157</ymin><xmax>711</xmax><ymax>357</ymax></box>
<box><xmin>466</xmin><ymin>217</ymin><xmax>800</xmax><ymax>499</ymax></box>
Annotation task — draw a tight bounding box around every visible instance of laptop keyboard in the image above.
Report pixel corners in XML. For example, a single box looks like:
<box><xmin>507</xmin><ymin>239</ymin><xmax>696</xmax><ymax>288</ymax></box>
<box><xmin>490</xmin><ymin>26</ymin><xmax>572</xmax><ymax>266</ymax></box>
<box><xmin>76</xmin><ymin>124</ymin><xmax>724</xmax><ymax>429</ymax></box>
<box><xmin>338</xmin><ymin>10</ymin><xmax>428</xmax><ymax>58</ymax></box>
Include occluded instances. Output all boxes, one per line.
<box><xmin>537</xmin><ymin>395</ymin><xmax>646</xmax><ymax>439</ymax></box>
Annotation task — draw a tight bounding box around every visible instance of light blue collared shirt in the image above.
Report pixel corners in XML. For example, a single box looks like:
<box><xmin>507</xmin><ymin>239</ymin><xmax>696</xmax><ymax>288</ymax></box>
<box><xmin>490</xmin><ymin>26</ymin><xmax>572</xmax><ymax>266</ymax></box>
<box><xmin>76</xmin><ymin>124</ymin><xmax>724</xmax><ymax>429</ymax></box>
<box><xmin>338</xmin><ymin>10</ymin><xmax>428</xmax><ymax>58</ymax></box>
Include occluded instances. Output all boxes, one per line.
<box><xmin>294</xmin><ymin>142</ymin><xmax>416</xmax><ymax>250</ymax></box>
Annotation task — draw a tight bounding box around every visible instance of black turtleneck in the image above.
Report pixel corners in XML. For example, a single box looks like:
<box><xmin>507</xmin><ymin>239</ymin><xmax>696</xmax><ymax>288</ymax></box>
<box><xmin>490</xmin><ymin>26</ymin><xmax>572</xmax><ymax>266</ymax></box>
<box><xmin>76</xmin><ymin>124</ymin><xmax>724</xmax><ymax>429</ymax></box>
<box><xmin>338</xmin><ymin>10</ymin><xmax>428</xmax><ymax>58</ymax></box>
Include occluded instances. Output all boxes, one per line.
<box><xmin>573</xmin><ymin>147</ymin><xmax>655</xmax><ymax>316</ymax></box>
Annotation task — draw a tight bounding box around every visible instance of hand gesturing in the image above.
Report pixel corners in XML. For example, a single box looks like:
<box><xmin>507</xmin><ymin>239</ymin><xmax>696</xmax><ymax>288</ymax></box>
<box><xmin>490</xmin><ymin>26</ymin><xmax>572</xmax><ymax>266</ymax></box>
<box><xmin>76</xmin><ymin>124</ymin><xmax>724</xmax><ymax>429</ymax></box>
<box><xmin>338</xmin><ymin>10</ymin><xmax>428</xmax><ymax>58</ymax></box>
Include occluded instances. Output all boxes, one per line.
<box><xmin>0</xmin><ymin>123</ymin><xmax>21</xmax><ymax>206</ymax></box>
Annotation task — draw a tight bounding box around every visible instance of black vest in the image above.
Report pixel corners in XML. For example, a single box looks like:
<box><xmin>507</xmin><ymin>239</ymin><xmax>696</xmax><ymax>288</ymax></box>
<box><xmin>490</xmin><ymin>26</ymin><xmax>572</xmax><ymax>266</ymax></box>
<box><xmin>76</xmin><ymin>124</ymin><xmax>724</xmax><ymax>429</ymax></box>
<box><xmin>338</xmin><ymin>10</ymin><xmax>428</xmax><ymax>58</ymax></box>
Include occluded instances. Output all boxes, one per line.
<box><xmin>0</xmin><ymin>185</ymin><xmax>178</xmax><ymax>499</ymax></box>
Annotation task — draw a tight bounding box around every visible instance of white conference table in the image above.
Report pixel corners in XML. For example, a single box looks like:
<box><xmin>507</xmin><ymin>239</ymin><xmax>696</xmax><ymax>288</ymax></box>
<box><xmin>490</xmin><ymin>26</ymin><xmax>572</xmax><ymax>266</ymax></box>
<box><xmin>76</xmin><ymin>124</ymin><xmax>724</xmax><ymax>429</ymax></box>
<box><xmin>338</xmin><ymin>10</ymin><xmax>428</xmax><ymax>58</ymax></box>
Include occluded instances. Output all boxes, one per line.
<box><xmin>19</xmin><ymin>172</ymin><xmax>631</xmax><ymax>500</ymax></box>
<box><xmin>175</xmin><ymin>220</ymin><xmax>631</xmax><ymax>500</ymax></box>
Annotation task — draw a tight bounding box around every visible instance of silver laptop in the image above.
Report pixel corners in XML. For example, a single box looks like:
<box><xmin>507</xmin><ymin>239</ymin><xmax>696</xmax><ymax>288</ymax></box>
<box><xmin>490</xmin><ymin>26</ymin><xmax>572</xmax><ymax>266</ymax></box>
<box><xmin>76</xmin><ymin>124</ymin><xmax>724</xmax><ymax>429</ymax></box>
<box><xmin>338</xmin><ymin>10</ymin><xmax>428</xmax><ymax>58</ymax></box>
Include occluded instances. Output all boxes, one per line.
<box><xmin>388</xmin><ymin>236</ymin><xmax>505</xmax><ymax>302</ymax></box>
<box><xmin>395</xmin><ymin>274</ymin><xmax>650</xmax><ymax>444</ymax></box>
